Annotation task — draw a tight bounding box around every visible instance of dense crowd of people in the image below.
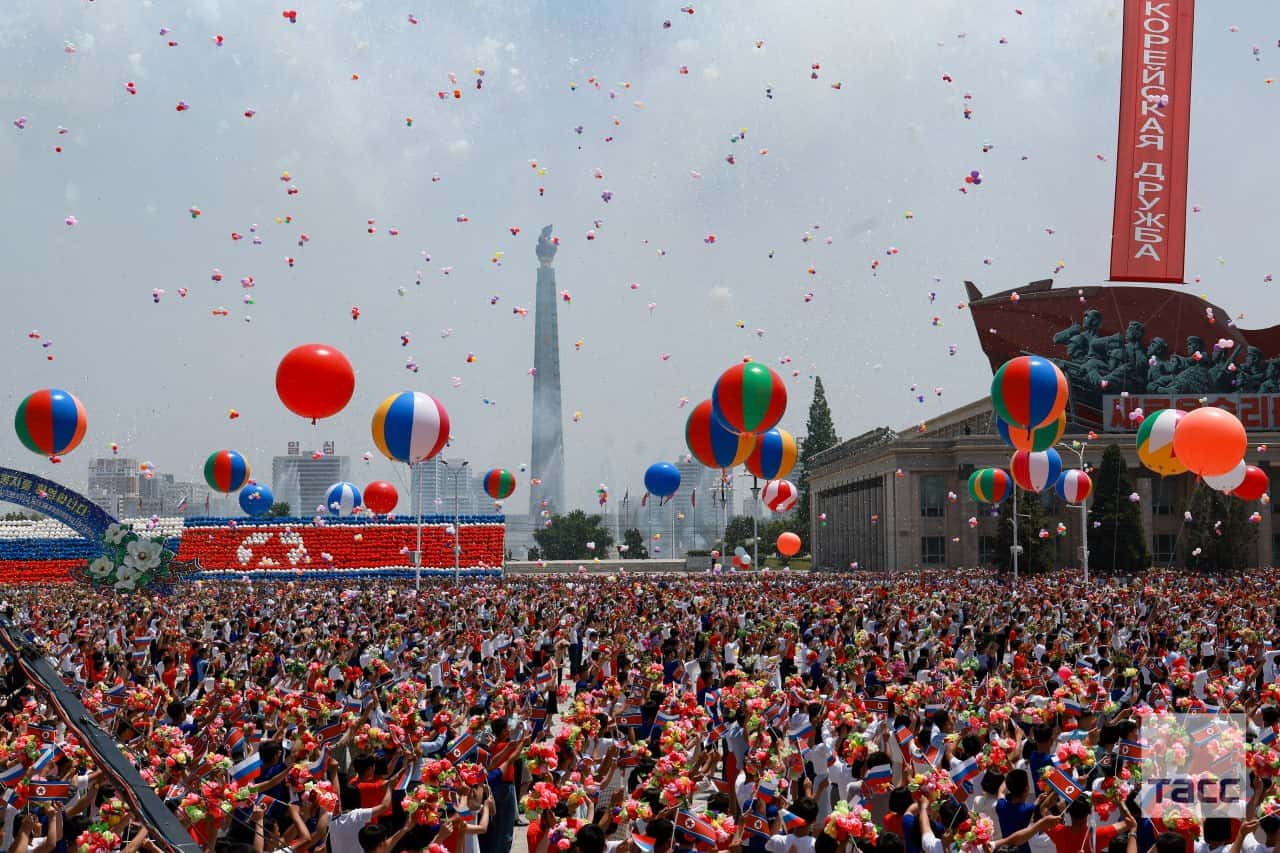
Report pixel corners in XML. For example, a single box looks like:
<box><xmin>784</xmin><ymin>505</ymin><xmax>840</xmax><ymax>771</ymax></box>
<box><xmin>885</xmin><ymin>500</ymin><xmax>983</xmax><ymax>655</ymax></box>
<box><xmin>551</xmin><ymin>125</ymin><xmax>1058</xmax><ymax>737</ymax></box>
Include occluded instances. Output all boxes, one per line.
<box><xmin>2</xmin><ymin>571</ymin><xmax>1280</xmax><ymax>853</ymax></box>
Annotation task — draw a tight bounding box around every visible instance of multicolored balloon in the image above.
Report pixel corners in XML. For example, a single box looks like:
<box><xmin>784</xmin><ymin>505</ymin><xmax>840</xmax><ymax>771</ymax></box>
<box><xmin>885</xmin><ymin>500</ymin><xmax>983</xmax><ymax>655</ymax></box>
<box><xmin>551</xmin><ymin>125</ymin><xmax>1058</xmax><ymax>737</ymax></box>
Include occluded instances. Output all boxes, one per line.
<box><xmin>482</xmin><ymin>468</ymin><xmax>517</xmax><ymax>500</ymax></box>
<box><xmin>1010</xmin><ymin>449</ymin><xmax>1063</xmax><ymax>493</ymax></box>
<box><xmin>967</xmin><ymin>468</ymin><xmax>1011</xmax><ymax>503</ymax></box>
<box><xmin>1055</xmin><ymin>469</ymin><xmax>1092</xmax><ymax>504</ymax></box>
<box><xmin>1135</xmin><ymin>409</ymin><xmax>1187</xmax><ymax>476</ymax></box>
<box><xmin>711</xmin><ymin>362</ymin><xmax>787</xmax><ymax>435</ymax></box>
<box><xmin>371</xmin><ymin>391</ymin><xmax>451</xmax><ymax>464</ymax></box>
<box><xmin>203</xmin><ymin>450</ymin><xmax>250</xmax><ymax>493</ymax></box>
<box><xmin>746</xmin><ymin>428</ymin><xmax>797</xmax><ymax>480</ymax></box>
<box><xmin>325</xmin><ymin>482</ymin><xmax>362</xmax><ymax>516</ymax></box>
<box><xmin>990</xmin><ymin>355</ymin><xmax>1069</xmax><ymax>431</ymax></box>
<box><xmin>685</xmin><ymin>399</ymin><xmax>756</xmax><ymax>469</ymax></box>
<box><xmin>238</xmin><ymin>483</ymin><xmax>274</xmax><ymax>516</ymax></box>
<box><xmin>644</xmin><ymin>462</ymin><xmax>681</xmax><ymax>498</ymax></box>
<box><xmin>996</xmin><ymin>412</ymin><xmax>1065</xmax><ymax>453</ymax></box>
<box><xmin>762</xmin><ymin>479</ymin><xmax>798</xmax><ymax>512</ymax></box>
<box><xmin>14</xmin><ymin>388</ymin><xmax>87</xmax><ymax>457</ymax></box>
<box><xmin>363</xmin><ymin>481</ymin><xmax>399</xmax><ymax>514</ymax></box>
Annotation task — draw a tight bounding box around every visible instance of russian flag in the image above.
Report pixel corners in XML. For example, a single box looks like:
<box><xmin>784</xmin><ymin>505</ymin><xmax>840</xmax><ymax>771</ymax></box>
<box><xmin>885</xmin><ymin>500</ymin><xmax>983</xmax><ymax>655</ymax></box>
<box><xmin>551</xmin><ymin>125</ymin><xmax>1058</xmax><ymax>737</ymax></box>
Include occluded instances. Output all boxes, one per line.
<box><xmin>950</xmin><ymin>756</ymin><xmax>981</xmax><ymax>790</ymax></box>
<box><xmin>0</xmin><ymin>764</ymin><xmax>25</xmax><ymax>787</ymax></box>
<box><xmin>755</xmin><ymin>779</ymin><xmax>777</xmax><ymax>802</ymax></box>
<box><xmin>132</xmin><ymin>637</ymin><xmax>153</xmax><ymax>661</ymax></box>
<box><xmin>307</xmin><ymin>746</ymin><xmax>329</xmax><ymax>777</ymax></box>
<box><xmin>780</xmin><ymin>810</ymin><xmax>807</xmax><ymax>832</ymax></box>
<box><xmin>676</xmin><ymin>810</ymin><xmax>718</xmax><ymax>846</ymax></box>
<box><xmin>864</xmin><ymin>764</ymin><xmax>893</xmax><ymax>794</ymax></box>
<box><xmin>1261</xmin><ymin>727</ymin><xmax>1278</xmax><ymax>747</ymax></box>
<box><xmin>1061</xmin><ymin>698</ymin><xmax>1084</xmax><ymax>717</ymax></box>
<box><xmin>1042</xmin><ymin>767</ymin><xmax>1084</xmax><ymax>803</ymax></box>
<box><xmin>924</xmin><ymin>731</ymin><xmax>945</xmax><ymax>767</ymax></box>
<box><xmin>632</xmin><ymin>834</ymin><xmax>656</xmax><ymax>853</ymax></box>
<box><xmin>29</xmin><ymin>745</ymin><xmax>62</xmax><ymax>775</ymax></box>
<box><xmin>535</xmin><ymin>668</ymin><xmax>554</xmax><ymax>686</ymax></box>
<box><xmin>230</xmin><ymin>753</ymin><xmax>262</xmax><ymax>784</ymax></box>
<box><xmin>788</xmin><ymin>720</ymin><xmax>814</xmax><ymax>743</ymax></box>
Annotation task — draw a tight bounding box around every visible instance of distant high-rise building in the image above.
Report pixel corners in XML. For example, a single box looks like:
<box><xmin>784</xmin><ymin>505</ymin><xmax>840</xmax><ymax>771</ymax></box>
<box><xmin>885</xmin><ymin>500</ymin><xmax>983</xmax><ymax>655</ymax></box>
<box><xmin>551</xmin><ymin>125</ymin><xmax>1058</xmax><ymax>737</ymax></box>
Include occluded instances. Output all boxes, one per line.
<box><xmin>408</xmin><ymin>458</ymin><xmax>492</xmax><ymax>517</ymax></box>
<box><xmin>271</xmin><ymin>443</ymin><xmax>350</xmax><ymax>516</ymax></box>
<box><xmin>530</xmin><ymin>226</ymin><xmax>567</xmax><ymax>516</ymax></box>
<box><xmin>87</xmin><ymin>457</ymin><xmax>139</xmax><ymax>514</ymax></box>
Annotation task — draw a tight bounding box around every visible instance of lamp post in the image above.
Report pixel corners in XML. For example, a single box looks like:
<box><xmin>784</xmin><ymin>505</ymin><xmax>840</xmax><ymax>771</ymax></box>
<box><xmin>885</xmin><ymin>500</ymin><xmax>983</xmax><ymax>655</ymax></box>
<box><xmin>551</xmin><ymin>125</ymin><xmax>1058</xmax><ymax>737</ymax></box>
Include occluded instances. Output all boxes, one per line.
<box><xmin>441</xmin><ymin>459</ymin><xmax>469</xmax><ymax>584</ymax></box>
<box><xmin>1056</xmin><ymin>439</ymin><xmax>1091</xmax><ymax>586</ymax></box>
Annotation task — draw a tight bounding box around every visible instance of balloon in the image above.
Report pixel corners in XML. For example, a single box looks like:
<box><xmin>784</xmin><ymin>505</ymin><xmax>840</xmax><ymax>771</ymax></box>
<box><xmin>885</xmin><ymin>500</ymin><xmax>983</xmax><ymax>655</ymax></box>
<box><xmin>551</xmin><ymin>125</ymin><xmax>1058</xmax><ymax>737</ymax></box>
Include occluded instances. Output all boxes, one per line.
<box><xmin>746</xmin><ymin>428</ymin><xmax>798</xmax><ymax>480</ymax></box>
<box><xmin>1055</xmin><ymin>469</ymin><xmax>1092</xmax><ymax>504</ymax></box>
<box><xmin>711</xmin><ymin>362</ymin><xmax>787</xmax><ymax>435</ymax></box>
<box><xmin>363</xmin><ymin>481</ymin><xmax>399</xmax><ymax>514</ymax></box>
<box><xmin>762</xmin><ymin>480</ymin><xmax>798</xmax><ymax>512</ymax></box>
<box><xmin>1136</xmin><ymin>409</ymin><xmax>1188</xmax><ymax>476</ymax></box>
<box><xmin>967</xmin><ymin>468</ymin><xmax>1011</xmax><ymax>503</ymax></box>
<box><xmin>238</xmin><ymin>483</ymin><xmax>274</xmax><ymax>516</ymax></box>
<box><xmin>777</xmin><ymin>532</ymin><xmax>801</xmax><ymax>557</ymax></box>
<box><xmin>990</xmin><ymin>355</ymin><xmax>1069</xmax><ymax>431</ymax></box>
<box><xmin>1173</xmin><ymin>407</ymin><xmax>1247</xmax><ymax>477</ymax></box>
<box><xmin>1233</xmin><ymin>465</ymin><xmax>1269</xmax><ymax>501</ymax></box>
<box><xmin>325</xmin><ymin>482</ymin><xmax>362</xmax><ymax>516</ymax></box>
<box><xmin>371</xmin><ymin>391</ymin><xmax>451</xmax><ymax>463</ymax></box>
<box><xmin>1010</xmin><ymin>449</ymin><xmax>1063</xmax><ymax>493</ymax></box>
<box><xmin>203</xmin><ymin>450</ymin><xmax>251</xmax><ymax>493</ymax></box>
<box><xmin>643</xmin><ymin>462</ymin><xmax>681</xmax><ymax>498</ymax></box>
<box><xmin>14</xmin><ymin>388</ymin><xmax>87</xmax><ymax>457</ymax></box>
<box><xmin>276</xmin><ymin>344</ymin><xmax>356</xmax><ymax>422</ymax></box>
<box><xmin>996</xmin><ymin>413</ymin><xmax>1065</xmax><ymax>452</ymax></box>
<box><xmin>1204</xmin><ymin>460</ymin><xmax>1247</xmax><ymax>493</ymax></box>
<box><xmin>482</xmin><ymin>469</ymin><xmax>517</xmax><ymax>500</ymax></box>
<box><xmin>685</xmin><ymin>399</ymin><xmax>756</xmax><ymax>469</ymax></box>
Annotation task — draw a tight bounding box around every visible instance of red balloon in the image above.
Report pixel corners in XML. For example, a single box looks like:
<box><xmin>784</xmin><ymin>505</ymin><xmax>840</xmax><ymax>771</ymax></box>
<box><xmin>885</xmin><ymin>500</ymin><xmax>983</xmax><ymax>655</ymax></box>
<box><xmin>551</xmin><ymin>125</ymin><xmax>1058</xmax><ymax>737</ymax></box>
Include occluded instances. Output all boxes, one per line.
<box><xmin>1232</xmin><ymin>465</ymin><xmax>1269</xmax><ymax>502</ymax></box>
<box><xmin>276</xmin><ymin>344</ymin><xmax>355</xmax><ymax>422</ymax></box>
<box><xmin>364</xmin><ymin>481</ymin><xmax>399</xmax><ymax>514</ymax></box>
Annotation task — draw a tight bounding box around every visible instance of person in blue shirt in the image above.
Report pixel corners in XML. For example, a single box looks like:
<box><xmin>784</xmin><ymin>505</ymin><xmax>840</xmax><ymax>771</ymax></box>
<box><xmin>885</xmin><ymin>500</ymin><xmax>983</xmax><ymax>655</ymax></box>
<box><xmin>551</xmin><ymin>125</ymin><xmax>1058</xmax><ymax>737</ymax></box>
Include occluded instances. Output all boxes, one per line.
<box><xmin>1026</xmin><ymin>724</ymin><xmax>1057</xmax><ymax>793</ymax></box>
<box><xmin>994</xmin><ymin>769</ymin><xmax>1036</xmax><ymax>853</ymax></box>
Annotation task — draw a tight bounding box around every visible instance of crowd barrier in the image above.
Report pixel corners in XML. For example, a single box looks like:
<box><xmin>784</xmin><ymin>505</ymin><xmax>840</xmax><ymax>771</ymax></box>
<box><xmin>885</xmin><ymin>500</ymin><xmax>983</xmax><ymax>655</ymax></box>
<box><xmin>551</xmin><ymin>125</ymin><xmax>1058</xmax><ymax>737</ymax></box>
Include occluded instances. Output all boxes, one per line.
<box><xmin>0</xmin><ymin>515</ymin><xmax>505</xmax><ymax>583</ymax></box>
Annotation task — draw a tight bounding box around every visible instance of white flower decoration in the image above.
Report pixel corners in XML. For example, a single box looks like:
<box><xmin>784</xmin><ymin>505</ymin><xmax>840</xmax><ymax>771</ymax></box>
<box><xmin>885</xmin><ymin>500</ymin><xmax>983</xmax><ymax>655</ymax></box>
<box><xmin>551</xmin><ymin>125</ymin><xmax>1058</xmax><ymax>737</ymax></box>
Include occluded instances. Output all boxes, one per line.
<box><xmin>88</xmin><ymin>556</ymin><xmax>115</xmax><ymax>578</ymax></box>
<box><xmin>104</xmin><ymin>523</ymin><xmax>129</xmax><ymax>545</ymax></box>
<box><xmin>114</xmin><ymin>562</ymin><xmax>140</xmax><ymax>589</ymax></box>
<box><xmin>124</xmin><ymin>538</ymin><xmax>162</xmax><ymax>573</ymax></box>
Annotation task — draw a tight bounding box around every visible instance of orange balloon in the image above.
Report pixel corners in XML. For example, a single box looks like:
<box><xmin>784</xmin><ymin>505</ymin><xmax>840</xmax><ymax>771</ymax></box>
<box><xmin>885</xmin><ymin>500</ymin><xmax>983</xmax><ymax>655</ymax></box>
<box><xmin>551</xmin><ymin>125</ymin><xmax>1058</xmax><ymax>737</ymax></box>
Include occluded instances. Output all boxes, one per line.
<box><xmin>777</xmin><ymin>531</ymin><xmax>802</xmax><ymax>557</ymax></box>
<box><xmin>1172</xmin><ymin>406</ymin><xmax>1247</xmax><ymax>477</ymax></box>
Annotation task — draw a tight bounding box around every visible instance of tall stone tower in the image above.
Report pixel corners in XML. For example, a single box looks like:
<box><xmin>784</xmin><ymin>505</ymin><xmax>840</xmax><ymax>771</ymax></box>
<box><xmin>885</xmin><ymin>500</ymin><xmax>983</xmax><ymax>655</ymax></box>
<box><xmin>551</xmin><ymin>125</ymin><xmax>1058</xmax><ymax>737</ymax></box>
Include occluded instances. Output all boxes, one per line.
<box><xmin>530</xmin><ymin>225</ymin><xmax>566</xmax><ymax>516</ymax></box>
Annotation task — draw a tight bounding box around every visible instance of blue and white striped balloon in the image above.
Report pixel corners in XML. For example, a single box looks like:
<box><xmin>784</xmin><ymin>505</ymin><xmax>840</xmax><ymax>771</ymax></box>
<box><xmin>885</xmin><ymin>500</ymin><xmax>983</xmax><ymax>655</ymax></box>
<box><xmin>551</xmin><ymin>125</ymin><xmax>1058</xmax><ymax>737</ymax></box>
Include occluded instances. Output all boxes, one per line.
<box><xmin>325</xmin><ymin>481</ymin><xmax>362</xmax><ymax>516</ymax></box>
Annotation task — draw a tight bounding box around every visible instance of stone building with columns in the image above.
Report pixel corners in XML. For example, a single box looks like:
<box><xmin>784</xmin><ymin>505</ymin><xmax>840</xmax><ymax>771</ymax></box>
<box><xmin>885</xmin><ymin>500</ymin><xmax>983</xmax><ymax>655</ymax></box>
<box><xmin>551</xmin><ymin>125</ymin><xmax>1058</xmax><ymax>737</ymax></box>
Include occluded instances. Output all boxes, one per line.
<box><xmin>806</xmin><ymin>398</ymin><xmax>1279</xmax><ymax>571</ymax></box>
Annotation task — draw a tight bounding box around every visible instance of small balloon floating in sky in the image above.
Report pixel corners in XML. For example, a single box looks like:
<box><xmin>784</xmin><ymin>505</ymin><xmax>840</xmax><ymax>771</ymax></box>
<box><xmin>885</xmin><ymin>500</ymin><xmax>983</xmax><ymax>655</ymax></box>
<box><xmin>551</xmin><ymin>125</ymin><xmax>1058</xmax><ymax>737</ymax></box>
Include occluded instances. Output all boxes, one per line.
<box><xmin>64</xmin><ymin>215</ymin><xmax>77</xmax><ymax>227</ymax></box>
<box><xmin>282</xmin><ymin>9</ymin><xmax>298</xmax><ymax>23</ymax></box>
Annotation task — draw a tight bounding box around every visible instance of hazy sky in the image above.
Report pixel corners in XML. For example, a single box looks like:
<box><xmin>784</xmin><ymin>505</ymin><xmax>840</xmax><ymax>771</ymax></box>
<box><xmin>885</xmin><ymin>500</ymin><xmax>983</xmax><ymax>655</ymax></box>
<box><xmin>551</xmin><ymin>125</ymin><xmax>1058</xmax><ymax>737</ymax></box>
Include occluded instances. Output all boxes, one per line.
<box><xmin>0</xmin><ymin>0</ymin><xmax>1277</xmax><ymax>512</ymax></box>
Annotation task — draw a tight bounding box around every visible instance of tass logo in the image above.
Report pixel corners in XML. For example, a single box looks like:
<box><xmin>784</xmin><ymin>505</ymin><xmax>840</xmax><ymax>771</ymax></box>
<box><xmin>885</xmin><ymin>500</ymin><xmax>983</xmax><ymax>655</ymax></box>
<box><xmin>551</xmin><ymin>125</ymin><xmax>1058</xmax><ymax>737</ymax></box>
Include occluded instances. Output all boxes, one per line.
<box><xmin>1139</xmin><ymin>713</ymin><xmax>1248</xmax><ymax>819</ymax></box>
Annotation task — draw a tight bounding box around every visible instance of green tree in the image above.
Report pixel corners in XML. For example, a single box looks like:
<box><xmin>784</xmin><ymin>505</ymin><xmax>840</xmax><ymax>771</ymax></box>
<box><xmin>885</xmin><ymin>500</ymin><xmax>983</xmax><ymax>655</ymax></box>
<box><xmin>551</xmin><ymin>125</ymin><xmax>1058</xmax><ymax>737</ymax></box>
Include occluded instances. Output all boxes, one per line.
<box><xmin>722</xmin><ymin>515</ymin><xmax>757</xmax><ymax>554</ymax></box>
<box><xmin>266</xmin><ymin>502</ymin><xmax>291</xmax><ymax>517</ymax></box>
<box><xmin>796</xmin><ymin>377</ymin><xmax>839</xmax><ymax>551</ymax></box>
<box><xmin>1179</xmin><ymin>485</ymin><xmax>1257</xmax><ymax>571</ymax></box>
<box><xmin>994</xmin><ymin>488</ymin><xmax>1054</xmax><ymax>574</ymax></box>
<box><xmin>621</xmin><ymin>528</ymin><xmax>649</xmax><ymax>559</ymax></box>
<box><xmin>533</xmin><ymin>509</ymin><xmax>615</xmax><ymax>560</ymax></box>
<box><xmin>1089</xmin><ymin>444</ymin><xmax>1150</xmax><ymax>573</ymax></box>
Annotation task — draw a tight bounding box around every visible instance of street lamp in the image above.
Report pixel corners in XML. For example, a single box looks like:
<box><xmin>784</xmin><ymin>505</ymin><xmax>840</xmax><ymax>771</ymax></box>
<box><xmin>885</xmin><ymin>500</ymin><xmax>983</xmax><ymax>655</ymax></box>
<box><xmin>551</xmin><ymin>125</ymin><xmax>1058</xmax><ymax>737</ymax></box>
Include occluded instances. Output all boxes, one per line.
<box><xmin>440</xmin><ymin>459</ymin><xmax>469</xmax><ymax>584</ymax></box>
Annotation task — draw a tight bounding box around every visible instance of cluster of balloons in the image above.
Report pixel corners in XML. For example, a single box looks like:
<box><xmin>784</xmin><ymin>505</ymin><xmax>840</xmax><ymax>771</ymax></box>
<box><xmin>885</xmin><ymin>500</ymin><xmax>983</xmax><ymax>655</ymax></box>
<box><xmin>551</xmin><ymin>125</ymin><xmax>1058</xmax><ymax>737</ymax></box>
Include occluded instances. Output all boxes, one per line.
<box><xmin>1136</xmin><ymin>407</ymin><xmax>1267</xmax><ymax>500</ymax></box>
<box><xmin>684</xmin><ymin>363</ymin><xmax>796</xmax><ymax>482</ymax></box>
<box><xmin>980</xmin><ymin>355</ymin><xmax>1091</xmax><ymax>506</ymax></box>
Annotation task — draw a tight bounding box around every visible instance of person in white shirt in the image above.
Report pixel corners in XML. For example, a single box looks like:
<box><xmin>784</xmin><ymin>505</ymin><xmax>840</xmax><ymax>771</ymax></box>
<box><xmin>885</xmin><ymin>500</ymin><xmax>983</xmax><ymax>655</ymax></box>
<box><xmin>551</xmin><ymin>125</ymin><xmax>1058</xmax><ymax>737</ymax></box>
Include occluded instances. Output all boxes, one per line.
<box><xmin>329</xmin><ymin>783</ymin><xmax>391</xmax><ymax>853</ymax></box>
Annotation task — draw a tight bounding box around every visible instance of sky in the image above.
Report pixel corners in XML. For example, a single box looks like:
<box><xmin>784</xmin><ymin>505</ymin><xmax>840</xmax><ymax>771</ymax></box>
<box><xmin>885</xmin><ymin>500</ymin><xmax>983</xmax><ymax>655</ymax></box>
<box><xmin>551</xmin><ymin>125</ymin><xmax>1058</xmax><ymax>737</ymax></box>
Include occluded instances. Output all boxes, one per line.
<box><xmin>0</xmin><ymin>0</ymin><xmax>1277</xmax><ymax>513</ymax></box>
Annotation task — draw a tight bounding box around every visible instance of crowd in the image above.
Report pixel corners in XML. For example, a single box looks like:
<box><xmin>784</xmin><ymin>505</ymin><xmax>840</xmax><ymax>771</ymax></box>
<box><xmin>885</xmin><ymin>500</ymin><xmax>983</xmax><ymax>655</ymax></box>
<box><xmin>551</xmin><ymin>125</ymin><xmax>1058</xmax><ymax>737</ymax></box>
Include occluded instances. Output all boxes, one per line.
<box><xmin>2</xmin><ymin>571</ymin><xmax>1280</xmax><ymax>853</ymax></box>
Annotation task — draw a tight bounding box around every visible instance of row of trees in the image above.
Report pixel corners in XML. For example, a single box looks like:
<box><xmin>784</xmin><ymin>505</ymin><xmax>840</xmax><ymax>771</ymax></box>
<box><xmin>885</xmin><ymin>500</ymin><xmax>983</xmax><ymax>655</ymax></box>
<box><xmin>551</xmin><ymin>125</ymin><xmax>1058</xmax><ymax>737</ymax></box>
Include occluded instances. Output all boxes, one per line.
<box><xmin>993</xmin><ymin>443</ymin><xmax>1257</xmax><ymax>573</ymax></box>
